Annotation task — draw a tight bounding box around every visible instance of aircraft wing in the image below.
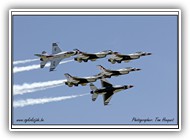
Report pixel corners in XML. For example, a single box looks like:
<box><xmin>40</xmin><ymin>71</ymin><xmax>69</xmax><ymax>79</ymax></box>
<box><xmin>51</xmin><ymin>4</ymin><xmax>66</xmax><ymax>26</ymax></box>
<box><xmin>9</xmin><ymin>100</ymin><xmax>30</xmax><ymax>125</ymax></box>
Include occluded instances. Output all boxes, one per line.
<box><xmin>103</xmin><ymin>91</ymin><xmax>114</xmax><ymax>105</ymax></box>
<box><xmin>52</xmin><ymin>43</ymin><xmax>62</xmax><ymax>54</ymax></box>
<box><xmin>101</xmin><ymin>79</ymin><xmax>113</xmax><ymax>87</ymax></box>
<box><xmin>49</xmin><ymin>58</ymin><xmax>62</xmax><ymax>71</ymax></box>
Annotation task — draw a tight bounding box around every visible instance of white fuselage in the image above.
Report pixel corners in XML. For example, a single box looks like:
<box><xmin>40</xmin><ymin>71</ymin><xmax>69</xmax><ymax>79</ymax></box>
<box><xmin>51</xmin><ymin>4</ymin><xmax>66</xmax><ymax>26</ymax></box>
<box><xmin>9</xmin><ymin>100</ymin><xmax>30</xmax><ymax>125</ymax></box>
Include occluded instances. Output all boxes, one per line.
<box><xmin>104</xmin><ymin>68</ymin><xmax>130</xmax><ymax>76</ymax></box>
<box><xmin>44</xmin><ymin>51</ymin><xmax>75</xmax><ymax>61</ymax></box>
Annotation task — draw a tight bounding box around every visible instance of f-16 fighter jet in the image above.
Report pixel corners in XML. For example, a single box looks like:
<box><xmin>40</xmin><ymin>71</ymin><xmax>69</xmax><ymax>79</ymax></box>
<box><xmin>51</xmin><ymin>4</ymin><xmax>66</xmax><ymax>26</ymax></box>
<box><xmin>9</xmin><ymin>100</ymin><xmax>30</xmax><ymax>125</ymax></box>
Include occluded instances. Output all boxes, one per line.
<box><xmin>90</xmin><ymin>79</ymin><xmax>134</xmax><ymax>105</ymax></box>
<box><xmin>108</xmin><ymin>51</ymin><xmax>152</xmax><ymax>64</ymax></box>
<box><xmin>73</xmin><ymin>49</ymin><xmax>112</xmax><ymax>63</ymax></box>
<box><xmin>96</xmin><ymin>65</ymin><xmax>141</xmax><ymax>78</ymax></box>
<box><xmin>34</xmin><ymin>43</ymin><xmax>78</xmax><ymax>71</ymax></box>
<box><xmin>64</xmin><ymin>73</ymin><xmax>98</xmax><ymax>87</ymax></box>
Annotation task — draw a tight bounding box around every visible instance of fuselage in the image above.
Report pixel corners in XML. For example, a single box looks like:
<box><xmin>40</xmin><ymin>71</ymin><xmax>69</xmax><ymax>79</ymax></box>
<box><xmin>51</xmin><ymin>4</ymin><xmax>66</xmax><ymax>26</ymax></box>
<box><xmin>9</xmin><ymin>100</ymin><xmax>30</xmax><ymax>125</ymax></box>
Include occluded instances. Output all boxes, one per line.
<box><xmin>74</xmin><ymin>50</ymin><xmax>112</xmax><ymax>62</ymax></box>
<box><xmin>40</xmin><ymin>51</ymin><xmax>76</xmax><ymax>61</ymax></box>
<box><xmin>93</xmin><ymin>85</ymin><xmax>128</xmax><ymax>95</ymax></box>
<box><xmin>99</xmin><ymin>68</ymin><xmax>137</xmax><ymax>78</ymax></box>
<box><xmin>65</xmin><ymin>75</ymin><xmax>98</xmax><ymax>87</ymax></box>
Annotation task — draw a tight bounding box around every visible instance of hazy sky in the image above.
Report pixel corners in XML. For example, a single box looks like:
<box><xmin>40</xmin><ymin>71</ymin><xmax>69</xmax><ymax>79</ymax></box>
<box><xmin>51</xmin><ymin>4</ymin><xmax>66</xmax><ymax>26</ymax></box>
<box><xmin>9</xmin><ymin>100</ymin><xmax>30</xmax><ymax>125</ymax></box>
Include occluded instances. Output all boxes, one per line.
<box><xmin>12</xmin><ymin>15</ymin><xmax>178</xmax><ymax>125</ymax></box>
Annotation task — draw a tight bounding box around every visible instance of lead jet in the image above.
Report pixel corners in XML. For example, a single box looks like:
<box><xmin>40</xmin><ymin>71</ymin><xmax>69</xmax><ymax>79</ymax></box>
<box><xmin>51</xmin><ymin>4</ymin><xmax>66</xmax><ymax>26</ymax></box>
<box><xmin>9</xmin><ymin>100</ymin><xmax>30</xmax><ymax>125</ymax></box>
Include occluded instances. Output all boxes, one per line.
<box><xmin>64</xmin><ymin>73</ymin><xmax>98</xmax><ymax>87</ymax></box>
<box><xmin>90</xmin><ymin>79</ymin><xmax>133</xmax><ymax>105</ymax></box>
<box><xmin>73</xmin><ymin>49</ymin><xmax>112</xmax><ymax>63</ymax></box>
<box><xmin>34</xmin><ymin>43</ymin><xmax>78</xmax><ymax>71</ymax></box>
<box><xmin>108</xmin><ymin>51</ymin><xmax>152</xmax><ymax>64</ymax></box>
<box><xmin>96</xmin><ymin>65</ymin><xmax>141</xmax><ymax>78</ymax></box>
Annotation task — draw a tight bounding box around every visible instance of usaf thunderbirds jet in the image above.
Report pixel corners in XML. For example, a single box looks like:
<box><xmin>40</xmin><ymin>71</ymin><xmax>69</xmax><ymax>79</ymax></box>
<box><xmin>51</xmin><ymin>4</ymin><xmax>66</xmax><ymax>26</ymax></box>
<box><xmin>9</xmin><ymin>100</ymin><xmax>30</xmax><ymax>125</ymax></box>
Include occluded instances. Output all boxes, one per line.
<box><xmin>64</xmin><ymin>73</ymin><xmax>98</xmax><ymax>87</ymax></box>
<box><xmin>34</xmin><ymin>43</ymin><xmax>78</xmax><ymax>71</ymax></box>
<box><xmin>73</xmin><ymin>49</ymin><xmax>113</xmax><ymax>63</ymax></box>
<box><xmin>90</xmin><ymin>79</ymin><xmax>134</xmax><ymax>105</ymax></box>
<box><xmin>108</xmin><ymin>51</ymin><xmax>152</xmax><ymax>64</ymax></box>
<box><xmin>96</xmin><ymin>65</ymin><xmax>141</xmax><ymax>78</ymax></box>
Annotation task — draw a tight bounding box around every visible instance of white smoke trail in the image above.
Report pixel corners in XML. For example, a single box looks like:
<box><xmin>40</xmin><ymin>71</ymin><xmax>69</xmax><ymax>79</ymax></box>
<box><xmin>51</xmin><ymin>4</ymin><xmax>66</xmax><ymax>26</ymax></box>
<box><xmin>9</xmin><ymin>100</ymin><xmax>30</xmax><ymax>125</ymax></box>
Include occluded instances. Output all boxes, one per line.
<box><xmin>13</xmin><ymin>79</ymin><xmax>67</xmax><ymax>95</ymax></box>
<box><xmin>13</xmin><ymin>93</ymin><xmax>89</xmax><ymax>108</ymax></box>
<box><xmin>13</xmin><ymin>59</ymin><xmax>74</xmax><ymax>73</ymax></box>
<box><xmin>13</xmin><ymin>59</ymin><xmax>39</xmax><ymax>65</ymax></box>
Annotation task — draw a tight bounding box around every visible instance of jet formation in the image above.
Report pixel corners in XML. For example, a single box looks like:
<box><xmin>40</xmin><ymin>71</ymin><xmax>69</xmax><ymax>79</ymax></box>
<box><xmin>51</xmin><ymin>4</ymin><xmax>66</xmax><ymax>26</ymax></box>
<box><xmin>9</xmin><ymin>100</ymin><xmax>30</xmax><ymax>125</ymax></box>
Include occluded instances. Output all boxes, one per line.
<box><xmin>35</xmin><ymin>43</ymin><xmax>151</xmax><ymax>105</ymax></box>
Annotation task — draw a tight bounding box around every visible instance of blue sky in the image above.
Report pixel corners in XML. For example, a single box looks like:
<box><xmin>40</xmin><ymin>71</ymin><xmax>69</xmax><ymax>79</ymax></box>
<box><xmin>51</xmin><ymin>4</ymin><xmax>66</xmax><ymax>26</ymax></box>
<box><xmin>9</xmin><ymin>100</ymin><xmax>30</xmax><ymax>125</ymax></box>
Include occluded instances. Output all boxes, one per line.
<box><xmin>12</xmin><ymin>15</ymin><xmax>178</xmax><ymax>125</ymax></box>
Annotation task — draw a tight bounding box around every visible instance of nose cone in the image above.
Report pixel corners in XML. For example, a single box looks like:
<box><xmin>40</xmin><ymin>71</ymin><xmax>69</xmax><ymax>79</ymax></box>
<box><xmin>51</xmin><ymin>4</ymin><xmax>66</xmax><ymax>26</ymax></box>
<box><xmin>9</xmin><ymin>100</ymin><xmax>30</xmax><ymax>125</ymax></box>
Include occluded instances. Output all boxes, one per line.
<box><xmin>129</xmin><ymin>85</ymin><xmax>134</xmax><ymax>88</ymax></box>
<box><xmin>131</xmin><ymin>68</ymin><xmax>141</xmax><ymax>71</ymax></box>
<box><xmin>147</xmin><ymin>52</ymin><xmax>152</xmax><ymax>55</ymax></box>
<box><xmin>124</xmin><ymin>85</ymin><xmax>134</xmax><ymax>89</ymax></box>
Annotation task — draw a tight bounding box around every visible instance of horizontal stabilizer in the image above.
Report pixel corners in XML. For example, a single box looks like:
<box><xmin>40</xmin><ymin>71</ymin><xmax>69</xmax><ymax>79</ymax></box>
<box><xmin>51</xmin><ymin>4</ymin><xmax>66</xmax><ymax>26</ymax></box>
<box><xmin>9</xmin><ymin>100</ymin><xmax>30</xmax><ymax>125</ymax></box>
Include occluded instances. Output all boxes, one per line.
<box><xmin>92</xmin><ymin>93</ymin><xmax>98</xmax><ymax>101</ymax></box>
<box><xmin>40</xmin><ymin>61</ymin><xmax>48</xmax><ymax>68</ymax></box>
<box><xmin>34</xmin><ymin>54</ymin><xmax>43</xmax><ymax>57</ymax></box>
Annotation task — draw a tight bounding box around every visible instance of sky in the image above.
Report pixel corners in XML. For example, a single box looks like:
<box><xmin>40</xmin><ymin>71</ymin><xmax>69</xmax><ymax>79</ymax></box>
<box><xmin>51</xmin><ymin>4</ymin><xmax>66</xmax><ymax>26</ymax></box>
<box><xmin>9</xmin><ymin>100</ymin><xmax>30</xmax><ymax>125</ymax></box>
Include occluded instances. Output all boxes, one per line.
<box><xmin>12</xmin><ymin>15</ymin><xmax>178</xmax><ymax>125</ymax></box>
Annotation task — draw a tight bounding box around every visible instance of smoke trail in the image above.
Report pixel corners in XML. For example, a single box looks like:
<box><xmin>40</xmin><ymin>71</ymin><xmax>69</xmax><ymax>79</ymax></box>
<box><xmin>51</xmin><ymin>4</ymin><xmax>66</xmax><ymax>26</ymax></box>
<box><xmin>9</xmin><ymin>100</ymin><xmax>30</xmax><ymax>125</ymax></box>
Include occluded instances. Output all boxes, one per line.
<box><xmin>13</xmin><ymin>93</ymin><xmax>89</xmax><ymax>108</ymax></box>
<box><xmin>13</xmin><ymin>79</ymin><xmax>66</xmax><ymax>95</ymax></box>
<box><xmin>13</xmin><ymin>59</ymin><xmax>39</xmax><ymax>65</ymax></box>
<box><xmin>13</xmin><ymin>59</ymin><xmax>74</xmax><ymax>73</ymax></box>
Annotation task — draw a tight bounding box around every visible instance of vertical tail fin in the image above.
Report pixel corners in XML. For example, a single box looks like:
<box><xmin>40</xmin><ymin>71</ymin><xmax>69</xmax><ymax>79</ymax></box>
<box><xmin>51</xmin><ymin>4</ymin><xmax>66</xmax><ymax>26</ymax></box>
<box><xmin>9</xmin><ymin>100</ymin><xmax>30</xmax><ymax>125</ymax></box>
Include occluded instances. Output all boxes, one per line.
<box><xmin>64</xmin><ymin>73</ymin><xmax>74</xmax><ymax>81</ymax></box>
<box><xmin>90</xmin><ymin>83</ymin><xmax>98</xmax><ymax>101</ymax></box>
<box><xmin>97</xmin><ymin>65</ymin><xmax>107</xmax><ymax>72</ymax></box>
<box><xmin>73</xmin><ymin>49</ymin><xmax>82</xmax><ymax>54</ymax></box>
<box><xmin>52</xmin><ymin>43</ymin><xmax>62</xmax><ymax>54</ymax></box>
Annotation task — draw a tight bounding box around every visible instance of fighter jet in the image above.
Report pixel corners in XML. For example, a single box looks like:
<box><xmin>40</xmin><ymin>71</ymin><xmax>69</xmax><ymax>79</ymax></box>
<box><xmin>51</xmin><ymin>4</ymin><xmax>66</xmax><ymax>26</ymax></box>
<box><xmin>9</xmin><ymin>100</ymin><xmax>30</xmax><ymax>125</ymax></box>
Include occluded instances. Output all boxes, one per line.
<box><xmin>64</xmin><ymin>73</ymin><xmax>98</xmax><ymax>87</ymax></box>
<box><xmin>108</xmin><ymin>51</ymin><xmax>152</xmax><ymax>64</ymax></box>
<box><xmin>90</xmin><ymin>79</ymin><xmax>134</xmax><ymax>105</ymax></box>
<box><xmin>34</xmin><ymin>43</ymin><xmax>78</xmax><ymax>71</ymax></box>
<box><xmin>96</xmin><ymin>65</ymin><xmax>141</xmax><ymax>78</ymax></box>
<box><xmin>73</xmin><ymin>49</ymin><xmax>112</xmax><ymax>63</ymax></box>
